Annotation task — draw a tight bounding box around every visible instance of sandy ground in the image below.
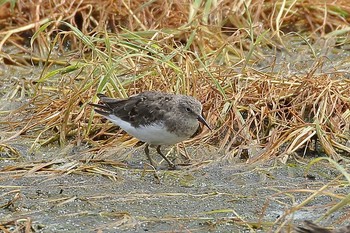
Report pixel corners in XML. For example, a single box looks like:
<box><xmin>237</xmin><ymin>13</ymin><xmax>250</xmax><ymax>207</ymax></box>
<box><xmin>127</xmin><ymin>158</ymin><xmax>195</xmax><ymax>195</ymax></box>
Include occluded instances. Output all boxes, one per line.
<box><xmin>1</xmin><ymin>142</ymin><xmax>349</xmax><ymax>233</ymax></box>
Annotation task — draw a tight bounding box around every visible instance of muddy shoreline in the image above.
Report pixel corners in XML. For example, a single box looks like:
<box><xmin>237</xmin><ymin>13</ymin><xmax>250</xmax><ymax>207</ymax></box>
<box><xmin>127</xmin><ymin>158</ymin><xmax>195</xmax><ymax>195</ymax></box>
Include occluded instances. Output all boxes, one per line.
<box><xmin>1</xmin><ymin>143</ymin><xmax>349</xmax><ymax>232</ymax></box>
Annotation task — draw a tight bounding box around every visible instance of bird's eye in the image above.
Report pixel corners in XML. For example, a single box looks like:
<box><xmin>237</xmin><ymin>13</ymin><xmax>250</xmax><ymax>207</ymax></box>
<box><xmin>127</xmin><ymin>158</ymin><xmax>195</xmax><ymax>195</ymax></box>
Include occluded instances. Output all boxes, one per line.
<box><xmin>186</xmin><ymin>108</ymin><xmax>191</xmax><ymax>112</ymax></box>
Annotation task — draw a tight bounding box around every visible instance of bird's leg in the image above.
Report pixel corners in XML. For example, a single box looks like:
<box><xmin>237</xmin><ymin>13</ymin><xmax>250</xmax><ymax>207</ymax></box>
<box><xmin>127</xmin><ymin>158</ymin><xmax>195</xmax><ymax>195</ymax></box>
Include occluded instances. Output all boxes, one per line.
<box><xmin>144</xmin><ymin>144</ymin><xmax>157</xmax><ymax>168</ymax></box>
<box><xmin>144</xmin><ymin>144</ymin><xmax>162</xmax><ymax>183</ymax></box>
<box><xmin>156</xmin><ymin>145</ymin><xmax>176</xmax><ymax>169</ymax></box>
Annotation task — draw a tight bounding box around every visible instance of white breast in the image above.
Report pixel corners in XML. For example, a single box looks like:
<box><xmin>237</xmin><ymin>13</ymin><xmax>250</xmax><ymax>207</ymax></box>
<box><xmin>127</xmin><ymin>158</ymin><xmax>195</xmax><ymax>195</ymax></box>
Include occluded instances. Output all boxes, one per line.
<box><xmin>106</xmin><ymin>115</ymin><xmax>187</xmax><ymax>145</ymax></box>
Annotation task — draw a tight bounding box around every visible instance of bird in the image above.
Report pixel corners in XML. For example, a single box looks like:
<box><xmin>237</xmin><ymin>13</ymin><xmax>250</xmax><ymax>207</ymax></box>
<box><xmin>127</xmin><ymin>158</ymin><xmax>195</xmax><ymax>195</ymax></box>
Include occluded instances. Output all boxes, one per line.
<box><xmin>295</xmin><ymin>221</ymin><xmax>350</xmax><ymax>233</ymax></box>
<box><xmin>90</xmin><ymin>91</ymin><xmax>211</xmax><ymax>169</ymax></box>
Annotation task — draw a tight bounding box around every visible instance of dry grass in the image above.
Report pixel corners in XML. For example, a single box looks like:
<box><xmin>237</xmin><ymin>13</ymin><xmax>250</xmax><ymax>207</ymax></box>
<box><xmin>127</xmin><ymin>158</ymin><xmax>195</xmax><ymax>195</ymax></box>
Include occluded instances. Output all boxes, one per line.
<box><xmin>1</xmin><ymin>0</ymin><xmax>349</xmax><ymax>161</ymax></box>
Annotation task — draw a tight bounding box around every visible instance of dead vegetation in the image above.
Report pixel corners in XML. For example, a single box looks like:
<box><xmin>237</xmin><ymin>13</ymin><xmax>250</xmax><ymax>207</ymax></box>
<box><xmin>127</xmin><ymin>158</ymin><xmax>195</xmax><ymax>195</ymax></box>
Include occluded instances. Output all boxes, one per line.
<box><xmin>0</xmin><ymin>0</ymin><xmax>350</xmax><ymax>232</ymax></box>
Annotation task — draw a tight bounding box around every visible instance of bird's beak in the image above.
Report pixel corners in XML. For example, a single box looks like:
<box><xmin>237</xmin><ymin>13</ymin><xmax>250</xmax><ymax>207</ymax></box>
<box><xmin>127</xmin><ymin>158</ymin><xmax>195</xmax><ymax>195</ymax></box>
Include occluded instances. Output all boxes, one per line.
<box><xmin>197</xmin><ymin>115</ymin><xmax>212</xmax><ymax>131</ymax></box>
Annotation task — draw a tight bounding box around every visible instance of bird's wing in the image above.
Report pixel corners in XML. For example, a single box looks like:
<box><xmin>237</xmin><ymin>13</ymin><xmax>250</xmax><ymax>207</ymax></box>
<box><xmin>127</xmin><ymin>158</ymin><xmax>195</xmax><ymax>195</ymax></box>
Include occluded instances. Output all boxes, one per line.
<box><xmin>113</xmin><ymin>92</ymin><xmax>174</xmax><ymax>127</ymax></box>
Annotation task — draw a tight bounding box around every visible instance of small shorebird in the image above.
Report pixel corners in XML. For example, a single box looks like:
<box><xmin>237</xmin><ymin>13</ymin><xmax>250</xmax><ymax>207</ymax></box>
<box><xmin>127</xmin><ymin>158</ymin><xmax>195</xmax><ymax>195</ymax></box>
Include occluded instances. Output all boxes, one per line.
<box><xmin>90</xmin><ymin>91</ymin><xmax>211</xmax><ymax>169</ymax></box>
<box><xmin>295</xmin><ymin>221</ymin><xmax>350</xmax><ymax>233</ymax></box>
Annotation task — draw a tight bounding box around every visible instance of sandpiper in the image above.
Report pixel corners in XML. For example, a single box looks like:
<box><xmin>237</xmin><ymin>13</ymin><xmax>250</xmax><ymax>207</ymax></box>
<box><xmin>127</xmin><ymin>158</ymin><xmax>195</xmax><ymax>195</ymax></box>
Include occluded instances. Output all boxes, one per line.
<box><xmin>296</xmin><ymin>221</ymin><xmax>350</xmax><ymax>233</ymax></box>
<box><xmin>90</xmin><ymin>91</ymin><xmax>211</xmax><ymax>169</ymax></box>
